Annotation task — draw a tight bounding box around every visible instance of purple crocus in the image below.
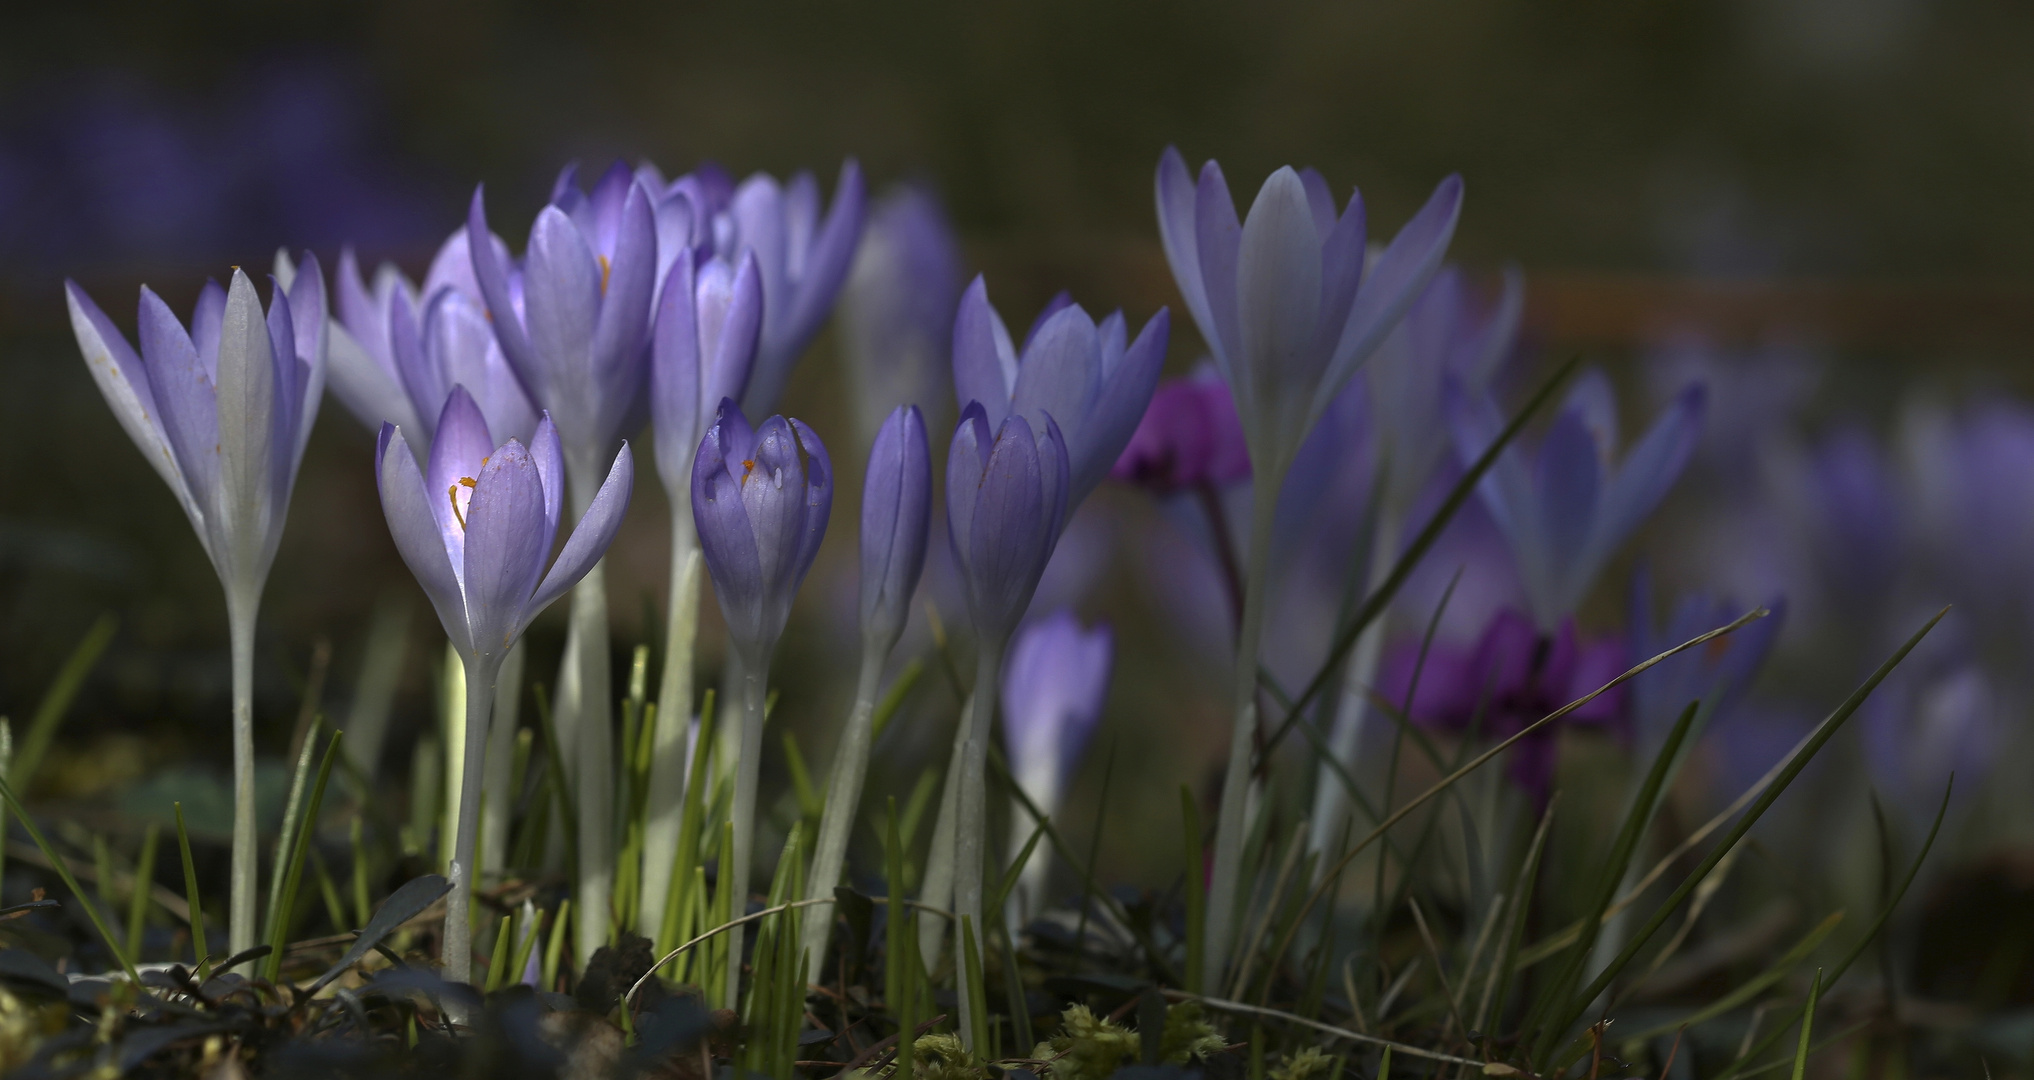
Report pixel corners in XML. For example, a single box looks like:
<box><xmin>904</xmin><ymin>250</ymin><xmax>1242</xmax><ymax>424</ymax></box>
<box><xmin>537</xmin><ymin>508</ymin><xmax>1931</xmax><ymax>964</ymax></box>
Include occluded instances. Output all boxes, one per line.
<box><xmin>325</xmin><ymin>228</ymin><xmax>532</xmax><ymax>448</ymax></box>
<box><xmin>690</xmin><ymin>399</ymin><xmax>833</xmax><ymax>1003</ymax></box>
<box><xmin>1450</xmin><ymin>369</ymin><xmax>1706</xmax><ymax>626</ymax></box>
<box><xmin>1381</xmin><ymin>607</ymin><xmax>1628</xmax><ymax>807</ymax></box>
<box><xmin>1000</xmin><ymin>611</ymin><xmax>1113</xmax><ymax>925</ymax></box>
<box><xmin>839</xmin><ymin>184</ymin><xmax>966</xmax><ymax>446</ymax></box>
<box><xmin>1627</xmin><ymin>570</ymin><xmax>1786</xmax><ymax>764</ymax></box>
<box><xmin>1109</xmin><ymin>368</ymin><xmax>1252</xmax><ymax>496</ymax></box>
<box><xmin>1367</xmin><ymin>265</ymin><xmax>1522</xmax><ymax>504</ymax></box>
<box><xmin>1860</xmin><ymin>659</ymin><xmax>1997</xmax><ymax>829</ymax></box>
<box><xmin>639</xmin><ymin>244</ymin><xmax>764</xmax><ymax>940</ymax></box>
<box><xmin>946</xmin><ymin>405</ymin><xmax>1073</xmax><ymax>646</ymax></box>
<box><xmin>467</xmin><ymin>166</ymin><xmax>658</xmax><ymax>956</ymax></box>
<box><xmin>952</xmin><ymin>277</ymin><xmax>1169</xmax><ymax>506</ymax></box>
<box><xmin>801</xmin><ymin>405</ymin><xmax>933</xmax><ymax>975</ymax></box>
<box><xmin>377</xmin><ymin>388</ymin><xmax>633</xmax><ymax>987</ymax></box>
<box><xmin>711</xmin><ymin>160</ymin><xmax>866</xmax><ymax>416</ymax></box>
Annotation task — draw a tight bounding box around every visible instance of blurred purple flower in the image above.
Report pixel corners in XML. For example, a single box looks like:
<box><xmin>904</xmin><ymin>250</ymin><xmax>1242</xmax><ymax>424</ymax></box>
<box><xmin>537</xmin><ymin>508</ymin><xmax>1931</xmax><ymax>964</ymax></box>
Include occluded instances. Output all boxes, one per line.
<box><xmin>692</xmin><ymin>401</ymin><xmax>835</xmax><ymax>660</ymax></box>
<box><xmin>1001</xmin><ymin>610</ymin><xmax>1113</xmax><ymax>921</ymax></box>
<box><xmin>1450</xmin><ymin>369</ymin><xmax>1705</xmax><ymax>625</ymax></box>
<box><xmin>650</xmin><ymin>247</ymin><xmax>764</xmax><ymax>504</ymax></box>
<box><xmin>946</xmin><ymin>405</ymin><xmax>1071</xmax><ymax>646</ymax></box>
<box><xmin>468</xmin><ymin>166</ymin><xmax>657</xmax><ymax>487</ymax></box>
<box><xmin>1899</xmin><ymin>398</ymin><xmax>2034</xmax><ymax>629</ymax></box>
<box><xmin>1110</xmin><ymin>368</ymin><xmax>1251</xmax><ymax>496</ymax></box>
<box><xmin>839</xmin><ymin>184</ymin><xmax>966</xmax><ymax>445</ymax></box>
<box><xmin>374</xmin><ymin>390</ymin><xmax>632</xmax><ymax>667</ymax></box>
<box><xmin>1367</xmin><ymin>265</ymin><xmax>1522</xmax><ymax>503</ymax></box>
<box><xmin>1781</xmin><ymin>423</ymin><xmax>1905</xmax><ymax>621</ymax></box>
<box><xmin>325</xmin><ymin>229</ymin><xmax>535</xmax><ymax>450</ymax></box>
<box><xmin>1861</xmin><ymin>660</ymin><xmax>1997</xmax><ymax>824</ymax></box>
<box><xmin>953</xmin><ymin>277</ymin><xmax>1169</xmax><ymax>505</ymax></box>
<box><xmin>1380</xmin><ymin>607</ymin><xmax>1627</xmax><ymax>805</ymax></box>
<box><xmin>1627</xmin><ymin>569</ymin><xmax>1786</xmax><ymax>762</ymax></box>
<box><xmin>1155</xmin><ymin>148</ymin><xmax>1462</xmax><ymax>473</ymax></box>
<box><xmin>1644</xmin><ymin>334</ymin><xmax>1823</xmax><ymax>475</ymax></box>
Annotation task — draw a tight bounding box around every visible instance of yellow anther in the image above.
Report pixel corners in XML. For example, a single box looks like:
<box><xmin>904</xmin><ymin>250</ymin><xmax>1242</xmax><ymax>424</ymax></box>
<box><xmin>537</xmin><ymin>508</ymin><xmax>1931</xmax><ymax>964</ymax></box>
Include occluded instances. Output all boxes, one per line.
<box><xmin>448</xmin><ymin>484</ymin><xmax>467</xmax><ymax>530</ymax></box>
<box><xmin>599</xmin><ymin>254</ymin><xmax>612</xmax><ymax>294</ymax></box>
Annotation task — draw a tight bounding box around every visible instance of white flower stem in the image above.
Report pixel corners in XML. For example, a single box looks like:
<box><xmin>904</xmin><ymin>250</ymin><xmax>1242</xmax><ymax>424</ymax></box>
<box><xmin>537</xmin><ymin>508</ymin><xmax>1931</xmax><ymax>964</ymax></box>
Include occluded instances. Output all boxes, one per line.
<box><xmin>480</xmin><ymin>641</ymin><xmax>525</xmax><ymax>879</ymax></box>
<box><xmin>799</xmin><ymin>644</ymin><xmax>887</xmax><ymax>983</ymax></box>
<box><xmin>227</xmin><ymin>604</ymin><xmax>259</xmax><ymax>957</ymax></box>
<box><xmin>1307</xmin><ymin>503</ymin><xmax>1399</xmax><ymax>866</ymax></box>
<box><xmin>724</xmin><ymin>650</ymin><xmax>771</xmax><ymax>1006</ymax></box>
<box><xmin>444</xmin><ymin>652</ymin><xmax>503</xmax><ymax>989</ymax></box>
<box><xmin>640</xmin><ymin>507</ymin><xmax>702</xmax><ymax>944</ymax></box>
<box><xmin>915</xmin><ymin>695</ymin><xmax>969</xmax><ymax>975</ymax></box>
<box><xmin>564</xmin><ymin>449</ymin><xmax>616</xmax><ymax>966</ymax></box>
<box><xmin>952</xmin><ymin>639</ymin><xmax>1004</xmax><ymax>1051</ymax></box>
<box><xmin>1204</xmin><ymin>476</ymin><xmax>1282</xmax><ymax>996</ymax></box>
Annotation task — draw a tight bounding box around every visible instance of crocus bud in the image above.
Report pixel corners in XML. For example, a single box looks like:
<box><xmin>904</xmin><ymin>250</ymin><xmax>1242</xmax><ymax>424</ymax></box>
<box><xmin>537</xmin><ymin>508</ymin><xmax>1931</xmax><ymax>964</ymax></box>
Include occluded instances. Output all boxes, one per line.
<box><xmin>860</xmin><ymin>406</ymin><xmax>933</xmax><ymax>654</ymax></box>
<box><xmin>946</xmin><ymin>404</ymin><xmax>1070</xmax><ymax>646</ymax></box>
<box><xmin>652</xmin><ymin>247</ymin><xmax>764</xmax><ymax>499</ymax></box>
<box><xmin>692</xmin><ymin>400</ymin><xmax>835</xmax><ymax>658</ymax></box>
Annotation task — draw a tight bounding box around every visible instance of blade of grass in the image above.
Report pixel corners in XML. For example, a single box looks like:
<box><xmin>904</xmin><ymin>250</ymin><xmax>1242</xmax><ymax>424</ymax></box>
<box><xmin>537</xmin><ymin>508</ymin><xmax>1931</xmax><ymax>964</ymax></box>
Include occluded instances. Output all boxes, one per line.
<box><xmin>542</xmin><ymin>898</ymin><xmax>572</xmax><ymax>993</ymax></box>
<box><xmin>1073</xmin><ymin>739</ymin><xmax>1117</xmax><ymax>969</ymax></box>
<box><xmin>990</xmin><ymin>821</ymin><xmax>1047</xmax><ymax>920</ymax></box>
<box><xmin>658</xmin><ymin>693</ymin><xmax>715</xmax><ymax>953</ymax></box>
<box><xmin>1541</xmin><ymin>609</ymin><xmax>1943</xmax><ymax>1063</ymax></box>
<box><xmin>869</xmin><ymin>657</ymin><xmax>926</xmax><ymax>743</ymax></box>
<box><xmin>885</xmin><ymin>798</ymin><xmax>907</xmax><ymax>1031</ymax></box>
<box><xmin>124</xmin><ymin>822</ymin><xmax>160</xmax><ymax>961</ymax></box>
<box><xmin>961</xmin><ymin>913</ymin><xmax>990</xmax><ymax>1052</ymax></box>
<box><xmin>483</xmin><ymin>914</ymin><xmax>515</xmax><ymax>992</ymax></box>
<box><xmin>265</xmin><ymin>729</ymin><xmax>343</xmax><ymax>982</ymax></box>
<box><xmin>0</xmin><ymin>773</ymin><xmax>137</xmax><ymax>983</ymax></box>
<box><xmin>174</xmin><ymin>803</ymin><xmax>208</xmax><ymax>969</ymax></box>
<box><xmin>1790</xmin><ymin>969</ymin><xmax>1823</xmax><ymax>1079</ymax></box>
<box><xmin>1478</xmin><ymin>796</ymin><xmax>1557</xmax><ymax>1036</ymax></box>
<box><xmin>1182</xmin><ymin>786</ymin><xmax>1206</xmax><ymax>993</ymax></box>
<box><xmin>1619</xmin><ymin>910</ymin><xmax>1845</xmax><ymax>1044</ymax></box>
<box><xmin>310</xmin><ymin>848</ymin><xmax>348</xmax><ymax>936</ymax></box>
<box><xmin>11</xmin><ymin>614</ymin><xmax>116</xmax><ymax>788</ymax></box>
<box><xmin>265</xmin><ymin>722</ymin><xmax>323</xmax><ymax>942</ymax></box>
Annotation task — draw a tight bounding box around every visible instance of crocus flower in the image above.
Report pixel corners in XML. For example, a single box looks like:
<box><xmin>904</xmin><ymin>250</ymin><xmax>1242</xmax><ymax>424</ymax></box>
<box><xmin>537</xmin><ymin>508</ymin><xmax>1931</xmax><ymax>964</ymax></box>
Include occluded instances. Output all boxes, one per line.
<box><xmin>1900</xmin><ymin>398</ymin><xmax>2034</xmax><ymax>631</ymax></box>
<box><xmin>1109</xmin><ymin>367</ymin><xmax>1251</xmax><ymax>496</ymax></box>
<box><xmin>1450</xmin><ymin>369</ymin><xmax>1706</xmax><ymax>626</ymax></box>
<box><xmin>1860</xmin><ymin>659</ymin><xmax>1996</xmax><ymax>829</ymax></box>
<box><xmin>376</xmin><ymin>387</ymin><xmax>634</xmax><ymax>987</ymax></box>
<box><xmin>65</xmin><ymin>259</ymin><xmax>328</xmax><ymax>955</ymax></box>
<box><xmin>801</xmin><ymin>405</ymin><xmax>932</xmax><ymax>977</ymax></box>
<box><xmin>690</xmin><ymin>399</ymin><xmax>834</xmax><ymax>1004</ymax></box>
<box><xmin>1001</xmin><ymin>611</ymin><xmax>1113</xmax><ymax>926</ymax></box>
<box><xmin>1156</xmin><ymin>148</ymin><xmax>1462</xmax><ymax>477</ymax></box>
<box><xmin>1627</xmin><ymin>570</ymin><xmax>1785</xmax><ymax>764</ymax></box>
<box><xmin>1366</xmin><ymin>264</ymin><xmax>1522</xmax><ymax>504</ymax></box>
<box><xmin>468</xmin><ymin>167</ymin><xmax>657</xmax><ymax>958</ymax></box>
<box><xmin>324</xmin><ymin>228</ymin><xmax>531</xmax><ymax>448</ymax></box>
<box><xmin>1380</xmin><ymin>608</ymin><xmax>1627</xmax><ymax>807</ymax></box>
<box><xmin>952</xmin><ymin>277</ymin><xmax>1169</xmax><ymax>506</ymax></box>
<box><xmin>712</xmin><ymin>160</ymin><xmax>866</xmax><ymax>416</ymax></box>
<box><xmin>839</xmin><ymin>184</ymin><xmax>966</xmax><ymax>447</ymax></box>
<box><xmin>946</xmin><ymin>405</ymin><xmax>1073</xmax><ymax>646</ymax></box>
<box><xmin>639</xmin><ymin>244</ymin><xmax>764</xmax><ymax>941</ymax></box>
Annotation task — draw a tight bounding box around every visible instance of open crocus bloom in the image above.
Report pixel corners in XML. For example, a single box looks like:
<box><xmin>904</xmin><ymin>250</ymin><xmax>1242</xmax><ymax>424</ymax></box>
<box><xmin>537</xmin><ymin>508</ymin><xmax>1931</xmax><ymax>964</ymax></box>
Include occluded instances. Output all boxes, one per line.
<box><xmin>376</xmin><ymin>388</ymin><xmax>633</xmax><ymax>665</ymax></box>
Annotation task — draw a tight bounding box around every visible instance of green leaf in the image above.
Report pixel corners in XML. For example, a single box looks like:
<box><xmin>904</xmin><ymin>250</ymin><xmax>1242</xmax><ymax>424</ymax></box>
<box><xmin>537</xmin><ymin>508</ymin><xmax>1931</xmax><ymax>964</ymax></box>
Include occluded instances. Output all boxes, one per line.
<box><xmin>307</xmin><ymin>873</ymin><xmax>452</xmax><ymax>994</ymax></box>
<box><xmin>12</xmin><ymin>614</ymin><xmax>116</xmax><ymax>788</ymax></box>
<box><xmin>0</xmin><ymin>771</ymin><xmax>136</xmax><ymax>983</ymax></box>
<box><xmin>267</xmin><ymin>729</ymin><xmax>343</xmax><ymax>981</ymax></box>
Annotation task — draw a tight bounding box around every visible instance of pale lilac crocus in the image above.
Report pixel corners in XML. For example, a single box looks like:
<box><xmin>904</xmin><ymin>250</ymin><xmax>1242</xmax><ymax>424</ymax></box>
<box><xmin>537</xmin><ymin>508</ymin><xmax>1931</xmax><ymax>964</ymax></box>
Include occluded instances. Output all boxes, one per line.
<box><xmin>802</xmin><ymin>405</ymin><xmax>933</xmax><ymax>977</ymax></box>
<box><xmin>1627</xmin><ymin>569</ymin><xmax>1785</xmax><ymax>766</ymax></box>
<box><xmin>639</xmin><ymin>246</ymin><xmax>763</xmax><ymax>943</ymax></box>
<box><xmin>839</xmin><ymin>184</ymin><xmax>966</xmax><ymax>447</ymax></box>
<box><xmin>1450</xmin><ymin>369</ymin><xmax>1706</xmax><ymax>627</ymax></box>
<box><xmin>377</xmin><ymin>388</ymin><xmax>633</xmax><ymax>988</ymax></box>
<box><xmin>1000</xmin><ymin>612</ymin><xmax>1113</xmax><ymax>930</ymax></box>
<box><xmin>691</xmin><ymin>400</ymin><xmax>833</xmax><ymax>1004</ymax></box>
<box><xmin>65</xmin><ymin>260</ymin><xmax>328</xmax><ymax>955</ymax></box>
<box><xmin>468</xmin><ymin>167</ymin><xmax>658</xmax><ymax>956</ymax></box>
<box><xmin>1156</xmin><ymin>149</ymin><xmax>1462</xmax><ymax>991</ymax></box>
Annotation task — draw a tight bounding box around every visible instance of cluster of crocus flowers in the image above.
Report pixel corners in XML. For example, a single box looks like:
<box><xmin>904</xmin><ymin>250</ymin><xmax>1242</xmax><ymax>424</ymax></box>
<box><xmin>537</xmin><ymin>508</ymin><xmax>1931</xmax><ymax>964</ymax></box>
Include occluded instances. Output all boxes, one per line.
<box><xmin>67</xmin><ymin>262</ymin><xmax>328</xmax><ymax>957</ymax></box>
<box><xmin>375</xmin><ymin>391</ymin><xmax>633</xmax><ymax>985</ymax></box>
<box><xmin>1155</xmin><ymin>148</ymin><xmax>1463</xmax><ymax>993</ymax></box>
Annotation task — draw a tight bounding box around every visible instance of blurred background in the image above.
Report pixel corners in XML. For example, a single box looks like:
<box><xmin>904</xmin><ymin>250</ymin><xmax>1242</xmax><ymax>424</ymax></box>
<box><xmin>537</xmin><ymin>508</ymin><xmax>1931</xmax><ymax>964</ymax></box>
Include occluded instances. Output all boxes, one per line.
<box><xmin>5</xmin><ymin>0</ymin><xmax>2034</xmax><ymax>1051</ymax></box>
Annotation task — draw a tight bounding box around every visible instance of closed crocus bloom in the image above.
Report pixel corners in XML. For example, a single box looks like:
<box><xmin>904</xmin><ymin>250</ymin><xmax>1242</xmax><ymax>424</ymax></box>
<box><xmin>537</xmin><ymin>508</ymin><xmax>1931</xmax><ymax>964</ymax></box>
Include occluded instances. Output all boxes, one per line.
<box><xmin>638</xmin><ymin>245</ymin><xmax>762</xmax><ymax>941</ymax></box>
<box><xmin>717</xmin><ymin>160</ymin><xmax>867</xmax><ymax>416</ymax></box>
<box><xmin>946</xmin><ymin>404</ymin><xmax>1072</xmax><ymax>645</ymax></box>
<box><xmin>690</xmin><ymin>400</ymin><xmax>833</xmax><ymax>1003</ymax></box>
<box><xmin>1001</xmin><ymin>612</ymin><xmax>1113</xmax><ymax>927</ymax></box>
<box><xmin>840</xmin><ymin>185</ymin><xmax>966</xmax><ymax>446</ymax></box>
<box><xmin>953</xmin><ymin>277</ymin><xmax>1169</xmax><ymax>506</ymax></box>
<box><xmin>1451</xmin><ymin>369</ymin><xmax>1706</xmax><ymax>626</ymax></box>
<box><xmin>800</xmin><ymin>405</ymin><xmax>932</xmax><ymax>977</ymax></box>
<box><xmin>377</xmin><ymin>388</ymin><xmax>633</xmax><ymax>987</ymax></box>
<box><xmin>65</xmin><ymin>259</ymin><xmax>328</xmax><ymax>955</ymax></box>
<box><xmin>468</xmin><ymin>165</ymin><xmax>657</xmax><ymax>957</ymax></box>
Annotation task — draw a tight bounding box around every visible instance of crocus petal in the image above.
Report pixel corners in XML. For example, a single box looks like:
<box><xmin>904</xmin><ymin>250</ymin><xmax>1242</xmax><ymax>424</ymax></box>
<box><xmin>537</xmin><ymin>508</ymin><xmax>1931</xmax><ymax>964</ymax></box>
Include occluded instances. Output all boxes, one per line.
<box><xmin>462</xmin><ymin>438</ymin><xmax>551</xmax><ymax>655</ymax></box>
<box><xmin>530</xmin><ymin>412</ymin><xmax>565</xmax><ymax>554</ymax></box>
<box><xmin>587</xmin><ymin>180</ymin><xmax>657</xmax><ymax>414</ymax></box>
<box><xmin>1317</xmin><ymin>174</ymin><xmax>1463</xmax><ymax>428</ymax></box>
<box><xmin>336</xmin><ymin>248</ymin><xmax>393</xmax><ymax>378</ymax></box>
<box><xmin>467</xmin><ymin>187</ymin><xmax>537</xmax><ymax>387</ymax></box>
<box><xmin>1019</xmin><ymin>291</ymin><xmax>1077</xmax><ymax>355</ymax></box>
<box><xmin>1586</xmin><ymin>384</ymin><xmax>1706</xmax><ymax>576</ymax></box>
<box><xmin>1295</xmin><ymin>168</ymin><xmax>1338</xmax><ymax>237</ymax></box>
<box><xmin>67</xmin><ymin>281</ymin><xmax>203</xmax><ymax>533</ymax></box>
<box><xmin>705</xmin><ymin>253</ymin><xmax>763</xmax><ymax>419</ymax></box>
<box><xmin>1192</xmin><ymin>160</ymin><xmax>1245</xmax><ymax>374</ymax></box>
<box><xmin>262</xmin><ymin>277</ymin><xmax>304</xmax><ymax>507</ymax></box>
<box><xmin>651</xmin><ymin>249</ymin><xmax>704</xmax><ymax>490</ymax></box>
<box><xmin>780</xmin><ymin>158</ymin><xmax>866</xmax><ymax>360</ymax></box>
<box><xmin>952</xmin><ymin>277</ymin><xmax>1020</xmax><ymax>425</ymax></box>
<box><xmin>1533</xmin><ymin>407</ymin><xmax>1603</xmax><ymax>616</ymax></box>
<box><xmin>860</xmin><ymin>405</ymin><xmax>932</xmax><ymax>650</ymax></box>
<box><xmin>326</xmin><ymin>320</ymin><xmax>420</xmax><ymax>436</ymax></box>
<box><xmin>378</xmin><ymin>423</ymin><xmax>471</xmax><ymax>655</ymax></box>
<box><xmin>743</xmin><ymin>416</ymin><xmax>810</xmax><ymax>598</ymax></box>
<box><xmin>523</xmin><ymin>206</ymin><xmax>601</xmax><ymax>401</ymax></box>
<box><xmin>389</xmin><ymin>290</ymin><xmax>438</xmax><ymax>435</ymax></box>
<box><xmin>214</xmin><ymin>270</ymin><xmax>279</xmax><ymax>586</ymax></box>
<box><xmin>1236</xmin><ymin>167</ymin><xmax>1325</xmax><ymax>438</ymax></box>
<box><xmin>426</xmin><ymin>387</ymin><xmax>496</xmax><ymax>581</ymax></box>
<box><xmin>526</xmin><ymin>443</ymin><xmax>636</xmax><ymax>625</ymax></box>
<box><xmin>945</xmin><ymin>403</ymin><xmax>993</xmax><ymax>565</ymax></box>
<box><xmin>964</xmin><ymin>414</ymin><xmax>1049</xmax><ymax>637</ymax></box>
<box><xmin>285</xmin><ymin>252</ymin><xmax>329</xmax><ymax>468</ymax></box>
<box><xmin>1009</xmin><ymin>305</ymin><xmax>1102</xmax><ymax>457</ymax></box>
<box><xmin>191</xmin><ymin>280</ymin><xmax>226</xmax><ymax>379</ymax></box>
<box><xmin>1155</xmin><ymin>148</ymin><xmax>1215</xmax><ymax>371</ymax></box>
<box><xmin>789</xmin><ymin>418</ymin><xmax>834</xmax><ymax>595</ymax></box>
<box><xmin>694</xmin><ymin>419</ymin><xmax>768</xmax><ymax>649</ymax></box>
<box><xmin>1071</xmin><ymin>309</ymin><xmax>1170</xmax><ymax>502</ymax></box>
<box><xmin>137</xmin><ymin>287</ymin><xmax>222</xmax><ymax>527</ymax></box>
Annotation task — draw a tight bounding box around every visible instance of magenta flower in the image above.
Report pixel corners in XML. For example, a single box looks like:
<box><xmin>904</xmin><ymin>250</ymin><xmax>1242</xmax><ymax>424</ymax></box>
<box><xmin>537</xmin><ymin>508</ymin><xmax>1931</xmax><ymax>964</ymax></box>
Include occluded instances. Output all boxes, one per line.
<box><xmin>1110</xmin><ymin>369</ymin><xmax>1252</xmax><ymax>496</ymax></box>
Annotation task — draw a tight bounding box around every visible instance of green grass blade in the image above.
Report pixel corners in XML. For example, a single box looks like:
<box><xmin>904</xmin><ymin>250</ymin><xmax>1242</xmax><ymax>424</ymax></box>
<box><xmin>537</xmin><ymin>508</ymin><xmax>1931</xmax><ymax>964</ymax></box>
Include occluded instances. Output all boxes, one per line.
<box><xmin>1549</xmin><ymin>608</ymin><xmax>1943</xmax><ymax>1046</ymax></box>
<box><xmin>1530</xmin><ymin>699</ymin><xmax>1700</xmax><ymax>1059</ymax></box>
<box><xmin>125</xmin><ymin>822</ymin><xmax>160</xmax><ymax>961</ymax></box>
<box><xmin>309</xmin><ymin>847</ymin><xmax>348</xmax><ymax>936</ymax></box>
<box><xmin>266</xmin><ymin>728</ymin><xmax>343</xmax><ymax>981</ymax></box>
<box><xmin>542</xmin><ymin>899</ymin><xmax>572</xmax><ymax>993</ymax></box>
<box><xmin>1620</xmin><ymin>910</ymin><xmax>1845</xmax><ymax>1044</ymax></box>
<box><xmin>1182</xmin><ymin>786</ymin><xmax>1206</xmax><ymax>994</ymax></box>
<box><xmin>869</xmin><ymin>657</ymin><xmax>925</xmax><ymax>743</ymax></box>
<box><xmin>1483</xmin><ymin>797</ymin><xmax>1557</xmax><ymax>1037</ymax></box>
<box><xmin>1792</xmin><ymin>969</ymin><xmax>1823</xmax><ymax>1079</ymax></box>
<box><xmin>349</xmin><ymin>816</ymin><xmax>371</xmax><ymax>929</ymax></box>
<box><xmin>990</xmin><ymin>820</ymin><xmax>1047</xmax><ymax>919</ymax></box>
<box><xmin>659</xmin><ymin>700</ymin><xmax>716</xmax><ymax>953</ymax></box>
<box><xmin>12</xmin><ymin>614</ymin><xmax>116</xmax><ymax>788</ymax></box>
<box><xmin>484</xmin><ymin>914</ymin><xmax>515</xmax><ymax>993</ymax></box>
<box><xmin>531</xmin><ymin>683</ymin><xmax>580</xmax><ymax>877</ymax></box>
<box><xmin>885</xmin><ymin>798</ymin><xmax>906</xmax><ymax>1028</ymax></box>
<box><xmin>961</xmin><ymin>913</ymin><xmax>990</xmax><ymax>1052</ymax></box>
<box><xmin>0</xmin><ymin>772</ymin><xmax>137</xmax><ymax>983</ymax></box>
<box><xmin>174</xmin><ymin>802</ymin><xmax>207</xmax><ymax>968</ymax></box>
<box><xmin>265</xmin><ymin>720</ymin><xmax>323</xmax><ymax>941</ymax></box>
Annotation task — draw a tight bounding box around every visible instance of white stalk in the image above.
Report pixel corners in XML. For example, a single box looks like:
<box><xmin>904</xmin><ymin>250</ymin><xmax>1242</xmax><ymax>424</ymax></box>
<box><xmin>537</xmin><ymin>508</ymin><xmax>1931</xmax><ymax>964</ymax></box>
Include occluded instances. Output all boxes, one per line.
<box><xmin>724</xmin><ymin>651</ymin><xmax>771</xmax><ymax>1005</ymax></box>
<box><xmin>227</xmin><ymin>601</ymin><xmax>259</xmax><ymax>957</ymax></box>
<box><xmin>800</xmin><ymin>646</ymin><xmax>887</xmax><ymax>983</ymax></box>
<box><xmin>952</xmin><ymin>640</ymin><xmax>1005</xmax><ymax>1051</ymax></box>
<box><xmin>480</xmin><ymin>641</ymin><xmax>526</xmax><ymax>879</ymax></box>
<box><xmin>441</xmin><ymin>641</ymin><xmax>466</xmax><ymax>871</ymax></box>
<box><xmin>565</xmin><ymin>450</ymin><xmax>616</xmax><ymax>965</ymax></box>
<box><xmin>915</xmin><ymin>700</ymin><xmax>969</xmax><ymax>976</ymax></box>
<box><xmin>443</xmin><ymin>652</ymin><xmax>503</xmax><ymax>992</ymax></box>
<box><xmin>640</xmin><ymin>509</ymin><xmax>703</xmax><ymax>942</ymax></box>
<box><xmin>1307</xmin><ymin>503</ymin><xmax>1400</xmax><ymax>866</ymax></box>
